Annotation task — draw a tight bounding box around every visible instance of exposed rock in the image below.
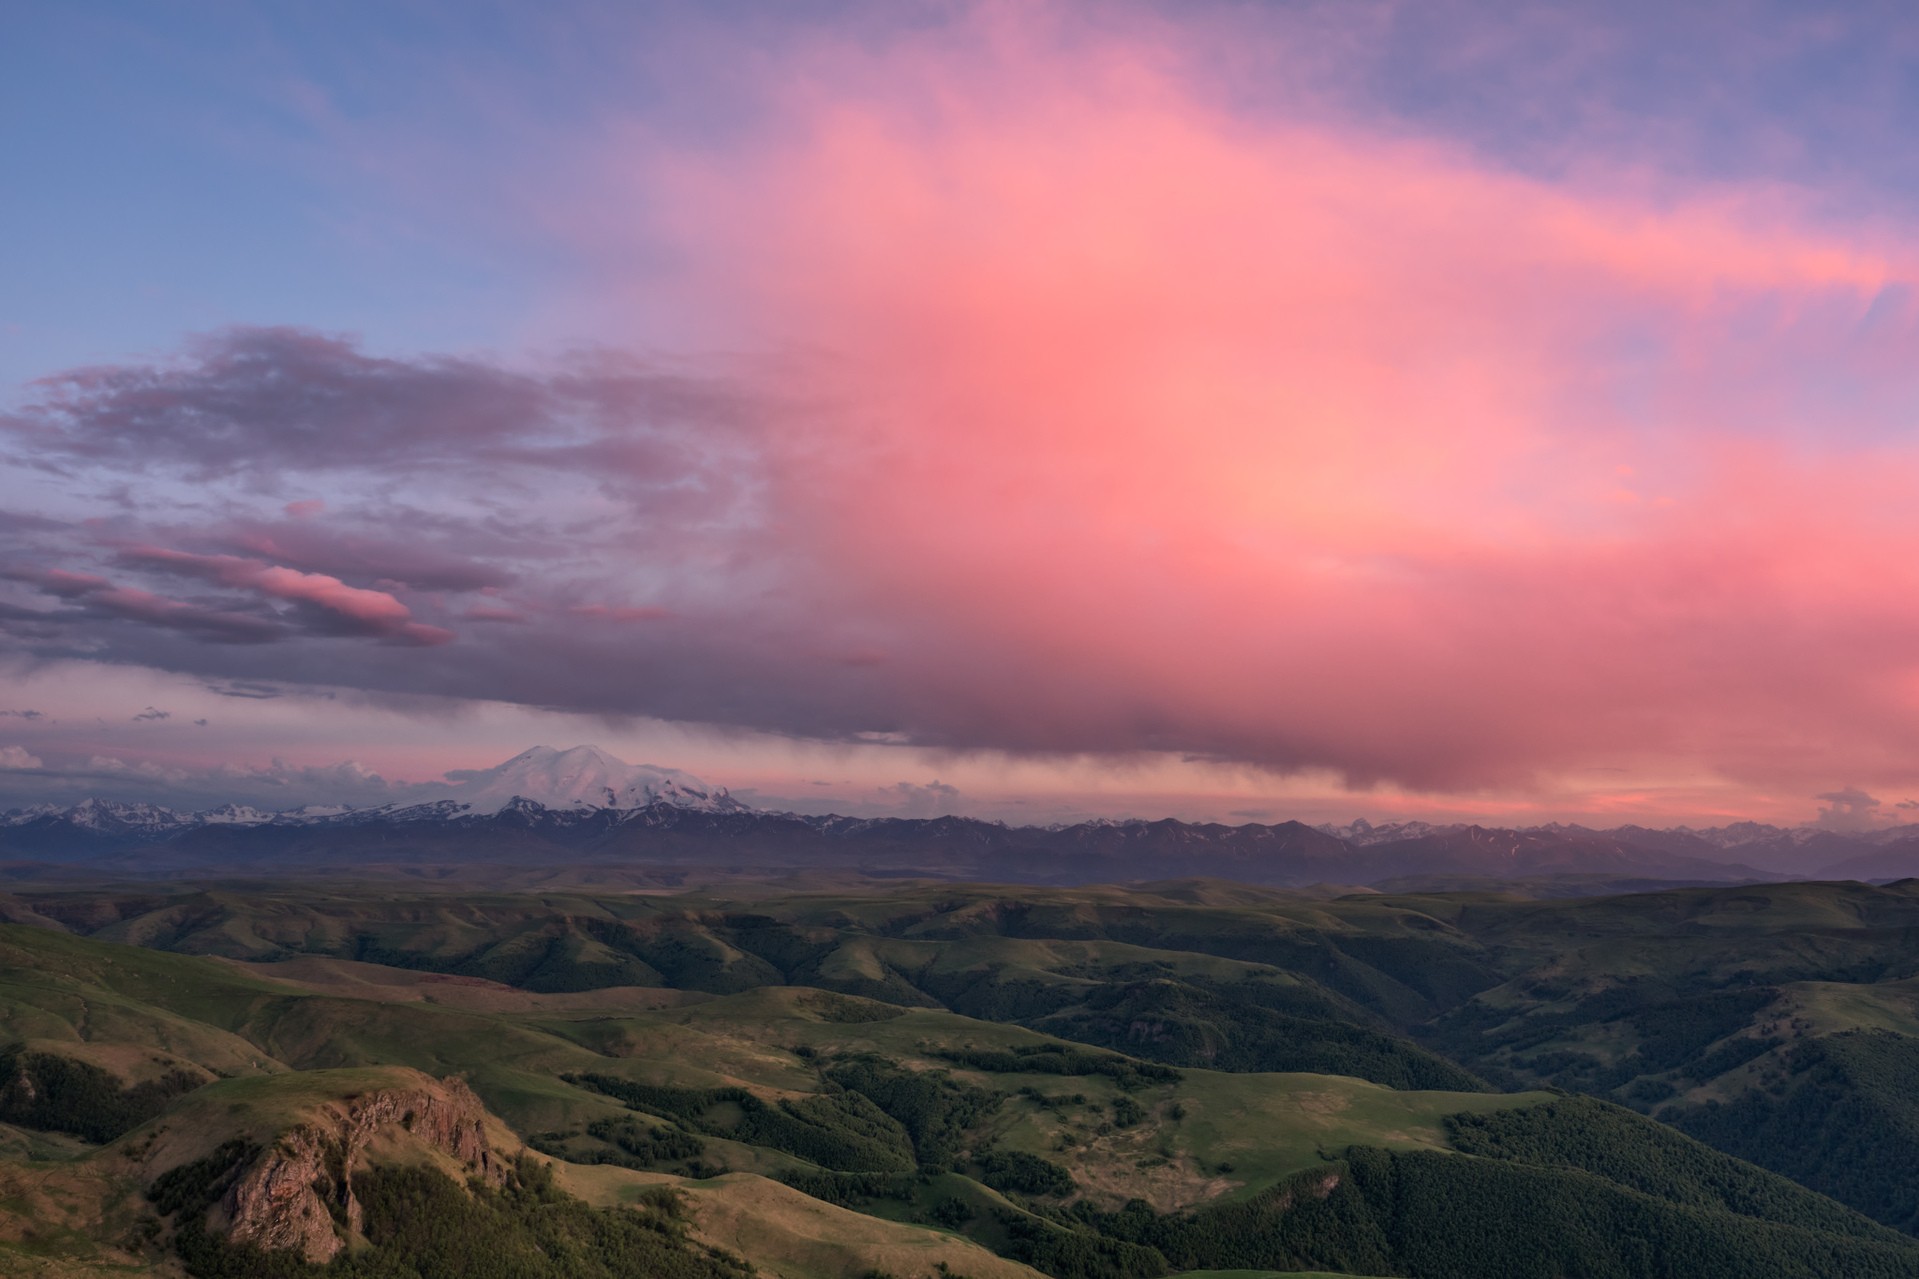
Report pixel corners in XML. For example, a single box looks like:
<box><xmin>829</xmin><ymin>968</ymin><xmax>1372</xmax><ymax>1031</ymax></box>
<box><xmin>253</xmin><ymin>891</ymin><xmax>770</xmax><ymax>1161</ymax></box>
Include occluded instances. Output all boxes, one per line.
<box><xmin>220</xmin><ymin>1136</ymin><xmax>338</xmax><ymax>1261</ymax></box>
<box><xmin>221</xmin><ymin>1076</ymin><xmax>502</xmax><ymax>1262</ymax></box>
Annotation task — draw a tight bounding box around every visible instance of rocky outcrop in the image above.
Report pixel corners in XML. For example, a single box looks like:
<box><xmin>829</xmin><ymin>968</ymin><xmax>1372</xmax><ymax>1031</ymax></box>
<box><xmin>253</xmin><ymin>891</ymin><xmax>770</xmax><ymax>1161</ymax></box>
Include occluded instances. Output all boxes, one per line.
<box><xmin>221</xmin><ymin>1076</ymin><xmax>503</xmax><ymax>1262</ymax></box>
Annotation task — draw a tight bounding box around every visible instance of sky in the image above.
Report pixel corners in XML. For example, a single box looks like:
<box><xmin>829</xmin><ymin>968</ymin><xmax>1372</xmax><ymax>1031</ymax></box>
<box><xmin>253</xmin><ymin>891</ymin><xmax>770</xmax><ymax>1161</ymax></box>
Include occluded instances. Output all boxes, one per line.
<box><xmin>5</xmin><ymin>1</ymin><xmax>1919</xmax><ymax>827</ymax></box>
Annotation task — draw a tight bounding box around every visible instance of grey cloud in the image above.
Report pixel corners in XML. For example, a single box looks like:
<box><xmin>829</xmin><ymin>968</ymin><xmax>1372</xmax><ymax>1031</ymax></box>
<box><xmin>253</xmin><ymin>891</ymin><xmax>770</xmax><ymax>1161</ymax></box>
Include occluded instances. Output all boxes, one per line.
<box><xmin>0</xmin><ymin>332</ymin><xmax>861</xmax><ymax>750</ymax></box>
<box><xmin>131</xmin><ymin>706</ymin><xmax>172</xmax><ymax>721</ymax></box>
<box><xmin>0</xmin><ymin>752</ymin><xmax>421</xmax><ymax>810</ymax></box>
<box><xmin>4</xmin><ymin>327</ymin><xmax>546</xmax><ymax>476</ymax></box>
<box><xmin>2</xmin><ymin>326</ymin><xmax>762</xmax><ymax>489</ymax></box>
<box><xmin>2</xmin><ymin>564</ymin><xmax>286</xmax><ymax>645</ymax></box>
<box><xmin>724</xmin><ymin>780</ymin><xmax>966</xmax><ymax>820</ymax></box>
<box><xmin>203</xmin><ymin>680</ymin><xmax>288</xmax><ymax>699</ymax></box>
<box><xmin>884</xmin><ymin>780</ymin><xmax>962</xmax><ymax>818</ymax></box>
<box><xmin>0</xmin><ymin>746</ymin><xmax>42</xmax><ymax>770</ymax></box>
<box><xmin>1814</xmin><ymin>786</ymin><xmax>1884</xmax><ymax>832</ymax></box>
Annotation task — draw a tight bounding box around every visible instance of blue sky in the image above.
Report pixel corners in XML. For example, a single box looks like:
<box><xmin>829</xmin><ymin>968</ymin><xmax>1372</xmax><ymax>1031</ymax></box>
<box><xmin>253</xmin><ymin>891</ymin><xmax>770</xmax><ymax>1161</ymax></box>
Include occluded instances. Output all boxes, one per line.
<box><xmin>11</xmin><ymin>1</ymin><xmax>1918</xmax><ymax>386</ymax></box>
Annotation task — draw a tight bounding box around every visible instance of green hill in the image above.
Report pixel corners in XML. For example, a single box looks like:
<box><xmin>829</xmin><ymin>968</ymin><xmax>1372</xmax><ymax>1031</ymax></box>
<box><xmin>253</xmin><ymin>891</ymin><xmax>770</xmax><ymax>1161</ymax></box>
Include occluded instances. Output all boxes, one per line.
<box><xmin>10</xmin><ymin>879</ymin><xmax>1919</xmax><ymax>1275</ymax></box>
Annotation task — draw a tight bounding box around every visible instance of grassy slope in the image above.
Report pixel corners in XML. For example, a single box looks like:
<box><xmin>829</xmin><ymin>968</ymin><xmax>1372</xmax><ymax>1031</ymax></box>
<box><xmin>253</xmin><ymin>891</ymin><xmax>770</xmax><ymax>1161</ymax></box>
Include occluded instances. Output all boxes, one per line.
<box><xmin>508</xmin><ymin>984</ymin><xmax>1547</xmax><ymax>1208</ymax></box>
<box><xmin>559</xmin><ymin>1162</ymin><xmax>1048</xmax><ymax>1279</ymax></box>
<box><xmin>0</xmin><ymin>921</ymin><xmax>1552</xmax><ymax>1251</ymax></box>
<box><xmin>16</xmin><ymin>880</ymin><xmax>1919</xmax><ymax>1268</ymax></box>
<box><xmin>0</xmin><ymin>1055</ymin><xmax>1041</xmax><ymax>1279</ymax></box>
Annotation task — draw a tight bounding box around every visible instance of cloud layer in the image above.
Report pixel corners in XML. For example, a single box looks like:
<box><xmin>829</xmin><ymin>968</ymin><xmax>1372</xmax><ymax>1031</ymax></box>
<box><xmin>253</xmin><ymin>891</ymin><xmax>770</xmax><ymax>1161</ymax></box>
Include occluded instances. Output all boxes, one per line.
<box><xmin>6</xmin><ymin>8</ymin><xmax>1919</xmax><ymax>812</ymax></box>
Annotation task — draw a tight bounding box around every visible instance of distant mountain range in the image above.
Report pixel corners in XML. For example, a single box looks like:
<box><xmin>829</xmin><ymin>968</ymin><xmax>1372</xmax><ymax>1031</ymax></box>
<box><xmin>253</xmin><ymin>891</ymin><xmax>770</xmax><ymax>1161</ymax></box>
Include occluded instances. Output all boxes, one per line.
<box><xmin>5</xmin><ymin>744</ymin><xmax>1919</xmax><ymax>888</ymax></box>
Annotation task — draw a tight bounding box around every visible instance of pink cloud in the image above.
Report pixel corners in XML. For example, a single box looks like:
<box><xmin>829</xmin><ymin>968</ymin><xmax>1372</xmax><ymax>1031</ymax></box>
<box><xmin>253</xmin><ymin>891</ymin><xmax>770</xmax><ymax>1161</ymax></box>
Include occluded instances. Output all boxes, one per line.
<box><xmin>120</xmin><ymin>546</ymin><xmax>452</xmax><ymax>646</ymax></box>
<box><xmin>38</xmin><ymin>569</ymin><xmax>113</xmax><ymax>596</ymax></box>
<box><xmin>591</xmin><ymin>9</ymin><xmax>1919</xmax><ymax>793</ymax></box>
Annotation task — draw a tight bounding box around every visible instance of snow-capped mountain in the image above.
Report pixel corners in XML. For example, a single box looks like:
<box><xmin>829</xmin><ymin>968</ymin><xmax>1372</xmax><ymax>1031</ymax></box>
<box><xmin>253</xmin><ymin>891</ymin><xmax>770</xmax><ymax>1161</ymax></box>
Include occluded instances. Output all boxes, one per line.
<box><xmin>1315</xmin><ymin>818</ymin><xmax>1463</xmax><ymax>845</ymax></box>
<box><xmin>14</xmin><ymin>798</ymin><xmax>196</xmax><ymax>835</ymax></box>
<box><xmin>400</xmin><ymin>745</ymin><xmax>742</xmax><ymax>817</ymax></box>
<box><xmin>197</xmin><ymin>803</ymin><xmax>275</xmax><ymax>825</ymax></box>
<box><xmin>0</xmin><ymin>746</ymin><xmax>746</xmax><ymax>843</ymax></box>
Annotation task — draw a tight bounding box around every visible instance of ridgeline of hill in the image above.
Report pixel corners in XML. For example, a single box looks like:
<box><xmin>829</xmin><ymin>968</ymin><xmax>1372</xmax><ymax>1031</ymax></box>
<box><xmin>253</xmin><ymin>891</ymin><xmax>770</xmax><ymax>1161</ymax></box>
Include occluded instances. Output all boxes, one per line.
<box><xmin>9</xmin><ymin>878</ymin><xmax>1919</xmax><ymax>1275</ymax></box>
<box><xmin>0</xmin><ymin>799</ymin><xmax>1824</xmax><ymax>888</ymax></box>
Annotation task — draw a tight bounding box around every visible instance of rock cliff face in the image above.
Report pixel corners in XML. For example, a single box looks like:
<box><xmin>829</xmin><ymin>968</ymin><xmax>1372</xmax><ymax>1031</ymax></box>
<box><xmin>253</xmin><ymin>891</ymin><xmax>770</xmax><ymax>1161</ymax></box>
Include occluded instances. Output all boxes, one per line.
<box><xmin>220</xmin><ymin>1076</ymin><xmax>503</xmax><ymax>1262</ymax></box>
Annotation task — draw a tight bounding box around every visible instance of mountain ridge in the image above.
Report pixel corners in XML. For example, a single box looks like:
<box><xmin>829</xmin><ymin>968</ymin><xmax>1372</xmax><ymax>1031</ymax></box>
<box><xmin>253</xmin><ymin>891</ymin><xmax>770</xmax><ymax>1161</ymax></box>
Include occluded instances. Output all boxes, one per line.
<box><xmin>6</xmin><ymin>745</ymin><xmax>1916</xmax><ymax>887</ymax></box>
<box><xmin>0</xmin><ymin>800</ymin><xmax>1782</xmax><ymax>890</ymax></box>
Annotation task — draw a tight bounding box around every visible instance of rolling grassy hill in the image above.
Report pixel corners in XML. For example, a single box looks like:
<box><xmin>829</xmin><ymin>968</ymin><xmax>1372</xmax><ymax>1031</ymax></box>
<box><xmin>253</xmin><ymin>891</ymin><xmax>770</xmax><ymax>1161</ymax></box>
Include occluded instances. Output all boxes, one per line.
<box><xmin>9</xmin><ymin>878</ymin><xmax>1919</xmax><ymax>1275</ymax></box>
